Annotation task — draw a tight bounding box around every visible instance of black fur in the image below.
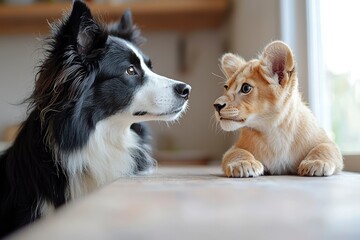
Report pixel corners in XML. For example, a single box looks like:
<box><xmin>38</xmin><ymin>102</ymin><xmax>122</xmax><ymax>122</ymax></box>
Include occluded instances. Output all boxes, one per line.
<box><xmin>0</xmin><ymin>111</ymin><xmax>68</xmax><ymax>236</ymax></box>
<box><xmin>108</xmin><ymin>9</ymin><xmax>145</xmax><ymax>46</ymax></box>
<box><xmin>0</xmin><ymin>1</ymin><xmax>154</xmax><ymax>237</ymax></box>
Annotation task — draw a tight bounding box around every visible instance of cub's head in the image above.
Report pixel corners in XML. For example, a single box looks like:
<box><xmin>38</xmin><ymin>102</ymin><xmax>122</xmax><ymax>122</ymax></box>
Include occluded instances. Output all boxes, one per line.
<box><xmin>214</xmin><ymin>41</ymin><xmax>297</xmax><ymax>131</ymax></box>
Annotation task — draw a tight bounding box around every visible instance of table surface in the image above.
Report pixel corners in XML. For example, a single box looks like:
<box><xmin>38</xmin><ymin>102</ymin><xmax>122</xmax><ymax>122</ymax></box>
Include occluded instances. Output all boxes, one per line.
<box><xmin>8</xmin><ymin>166</ymin><xmax>360</xmax><ymax>240</ymax></box>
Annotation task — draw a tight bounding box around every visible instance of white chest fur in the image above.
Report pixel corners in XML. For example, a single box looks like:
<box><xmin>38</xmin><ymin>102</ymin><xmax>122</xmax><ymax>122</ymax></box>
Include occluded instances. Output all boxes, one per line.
<box><xmin>258</xmin><ymin>129</ymin><xmax>298</xmax><ymax>174</ymax></box>
<box><xmin>63</xmin><ymin>117</ymin><xmax>139</xmax><ymax>199</ymax></box>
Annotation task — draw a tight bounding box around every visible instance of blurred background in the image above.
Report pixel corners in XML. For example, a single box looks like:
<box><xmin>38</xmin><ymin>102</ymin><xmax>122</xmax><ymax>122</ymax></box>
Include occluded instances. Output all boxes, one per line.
<box><xmin>0</xmin><ymin>0</ymin><xmax>359</xmax><ymax>170</ymax></box>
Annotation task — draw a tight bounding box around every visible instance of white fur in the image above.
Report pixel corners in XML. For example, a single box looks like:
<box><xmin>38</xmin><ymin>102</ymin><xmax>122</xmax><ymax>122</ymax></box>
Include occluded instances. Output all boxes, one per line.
<box><xmin>38</xmin><ymin>201</ymin><xmax>55</xmax><ymax>218</ymax></box>
<box><xmin>219</xmin><ymin>120</ymin><xmax>244</xmax><ymax>132</ymax></box>
<box><xmin>64</xmin><ymin>115</ymin><xmax>142</xmax><ymax>199</ymax></box>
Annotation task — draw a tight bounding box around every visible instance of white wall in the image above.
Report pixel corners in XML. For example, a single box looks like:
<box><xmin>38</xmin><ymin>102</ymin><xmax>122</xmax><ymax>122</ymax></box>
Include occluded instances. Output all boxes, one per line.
<box><xmin>230</xmin><ymin>0</ymin><xmax>281</xmax><ymax>59</ymax></box>
<box><xmin>0</xmin><ymin>36</ymin><xmax>40</xmax><ymax>134</ymax></box>
<box><xmin>0</xmin><ymin>0</ymin><xmax>285</xmax><ymax>162</ymax></box>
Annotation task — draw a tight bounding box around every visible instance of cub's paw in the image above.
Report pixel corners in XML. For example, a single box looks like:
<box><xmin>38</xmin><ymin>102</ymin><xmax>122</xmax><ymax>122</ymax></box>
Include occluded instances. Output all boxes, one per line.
<box><xmin>223</xmin><ymin>160</ymin><xmax>264</xmax><ymax>178</ymax></box>
<box><xmin>298</xmin><ymin>160</ymin><xmax>336</xmax><ymax>176</ymax></box>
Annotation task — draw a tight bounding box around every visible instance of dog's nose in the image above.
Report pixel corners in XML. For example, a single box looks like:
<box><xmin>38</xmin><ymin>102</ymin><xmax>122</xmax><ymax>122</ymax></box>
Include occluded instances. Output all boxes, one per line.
<box><xmin>174</xmin><ymin>83</ymin><xmax>191</xmax><ymax>100</ymax></box>
<box><xmin>214</xmin><ymin>103</ymin><xmax>226</xmax><ymax>114</ymax></box>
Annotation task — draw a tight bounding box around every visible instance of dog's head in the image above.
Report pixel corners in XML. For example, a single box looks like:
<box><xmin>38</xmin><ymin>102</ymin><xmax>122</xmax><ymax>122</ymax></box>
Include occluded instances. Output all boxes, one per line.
<box><xmin>214</xmin><ymin>41</ymin><xmax>296</xmax><ymax>131</ymax></box>
<box><xmin>32</xmin><ymin>1</ymin><xmax>191</xmax><ymax>131</ymax></box>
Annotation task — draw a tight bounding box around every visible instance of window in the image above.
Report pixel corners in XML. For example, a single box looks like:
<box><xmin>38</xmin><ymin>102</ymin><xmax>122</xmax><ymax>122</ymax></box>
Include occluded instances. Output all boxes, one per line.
<box><xmin>308</xmin><ymin>0</ymin><xmax>360</xmax><ymax>155</ymax></box>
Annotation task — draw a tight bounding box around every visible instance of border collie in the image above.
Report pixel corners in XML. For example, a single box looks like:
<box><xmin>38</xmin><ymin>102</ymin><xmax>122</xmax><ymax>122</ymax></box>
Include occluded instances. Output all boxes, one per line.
<box><xmin>0</xmin><ymin>1</ymin><xmax>190</xmax><ymax>236</ymax></box>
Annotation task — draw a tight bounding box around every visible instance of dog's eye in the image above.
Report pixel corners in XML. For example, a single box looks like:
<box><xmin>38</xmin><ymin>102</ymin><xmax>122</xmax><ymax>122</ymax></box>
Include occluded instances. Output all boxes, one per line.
<box><xmin>224</xmin><ymin>85</ymin><xmax>229</xmax><ymax>90</ymax></box>
<box><xmin>126</xmin><ymin>66</ymin><xmax>136</xmax><ymax>76</ymax></box>
<box><xmin>240</xmin><ymin>83</ymin><xmax>253</xmax><ymax>94</ymax></box>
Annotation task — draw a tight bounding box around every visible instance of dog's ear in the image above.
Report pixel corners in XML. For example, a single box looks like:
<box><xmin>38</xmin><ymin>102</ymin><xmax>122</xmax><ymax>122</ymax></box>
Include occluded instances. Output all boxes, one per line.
<box><xmin>260</xmin><ymin>41</ymin><xmax>295</xmax><ymax>86</ymax></box>
<box><xmin>62</xmin><ymin>0</ymin><xmax>107</xmax><ymax>59</ymax></box>
<box><xmin>220</xmin><ymin>53</ymin><xmax>246</xmax><ymax>78</ymax></box>
<box><xmin>108</xmin><ymin>10</ymin><xmax>145</xmax><ymax>46</ymax></box>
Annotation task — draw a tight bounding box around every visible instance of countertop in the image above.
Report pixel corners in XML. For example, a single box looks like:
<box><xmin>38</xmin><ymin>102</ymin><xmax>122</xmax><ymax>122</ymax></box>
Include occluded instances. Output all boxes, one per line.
<box><xmin>8</xmin><ymin>166</ymin><xmax>360</xmax><ymax>240</ymax></box>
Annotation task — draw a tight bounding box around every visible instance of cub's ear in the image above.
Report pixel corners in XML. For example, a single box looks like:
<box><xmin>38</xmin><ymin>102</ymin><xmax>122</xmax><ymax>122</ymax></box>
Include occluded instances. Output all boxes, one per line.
<box><xmin>220</xmin><ymin>53</ymin><xmax>246</xmax><ymax>78</ymax></box>
<box><xmin>260</xmin><ymin>41</ymin><xmax>295</xmax><ymax>85</ymax></box>
<box><xmin>62</xmin><ymin>1</ymin><xmax>107</xmax><ymax>59</ymax></box>
<box><xmin>108</xmin><ymin>10</ymin><xmax>145</xmax><ymax>46</ymax></box>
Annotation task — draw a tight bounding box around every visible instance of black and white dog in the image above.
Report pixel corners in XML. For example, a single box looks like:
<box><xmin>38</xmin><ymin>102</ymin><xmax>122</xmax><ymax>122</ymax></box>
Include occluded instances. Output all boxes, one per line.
<box><xmin>0</xmin><ymin>1</ymin><xmax>190</xmax><ymax>236</ymax></box>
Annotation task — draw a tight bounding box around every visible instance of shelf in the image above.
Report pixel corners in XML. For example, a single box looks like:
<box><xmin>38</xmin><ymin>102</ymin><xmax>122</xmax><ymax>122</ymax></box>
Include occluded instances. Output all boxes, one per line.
<box><xmin>0</xmin><ymin>0</ymin><xmax>230</xmax><ymax>35</ymax></box>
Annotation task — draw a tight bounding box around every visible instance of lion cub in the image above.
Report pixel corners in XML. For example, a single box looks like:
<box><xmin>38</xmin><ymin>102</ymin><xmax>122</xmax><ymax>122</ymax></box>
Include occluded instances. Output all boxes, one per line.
<box><xmin>214</xmin><ymin>41</ymin><xmax>343</xmax><ymax>177</ymax></box>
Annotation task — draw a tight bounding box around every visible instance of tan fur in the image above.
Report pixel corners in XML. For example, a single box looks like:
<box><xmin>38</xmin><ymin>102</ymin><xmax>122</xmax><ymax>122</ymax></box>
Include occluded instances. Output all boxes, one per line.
<box><xmin>214</xmin><ymin>41</ymin><xmax>343</xmax><ymax>177</ymax></box>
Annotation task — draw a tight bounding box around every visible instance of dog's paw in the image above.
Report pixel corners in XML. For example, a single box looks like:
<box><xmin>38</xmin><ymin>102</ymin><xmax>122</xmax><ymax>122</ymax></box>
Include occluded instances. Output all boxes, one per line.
<box><xmin>298</xmin><ymin>160</ymin><xmax>336</xmax><ymax>176</ymax></box>
<box><xmin>224</xmin><ymin>160</ymin><xmax>264</xmax><ymax>178</ymax></box>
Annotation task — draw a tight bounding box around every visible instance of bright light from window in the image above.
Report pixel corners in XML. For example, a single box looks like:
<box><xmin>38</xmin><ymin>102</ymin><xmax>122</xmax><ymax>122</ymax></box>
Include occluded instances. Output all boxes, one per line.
<box><xmin>317</xmin><ymin>0</ymin><xmax>360</xmax><ymax>154</ymax></box>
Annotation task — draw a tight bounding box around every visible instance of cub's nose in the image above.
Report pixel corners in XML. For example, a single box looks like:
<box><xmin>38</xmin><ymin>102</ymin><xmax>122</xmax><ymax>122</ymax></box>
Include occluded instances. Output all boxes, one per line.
<box><xmin>174</xmin><ymin>83</ymin><xmax>191</xmax><ymax>100</ymax></box>
<box><xmin>214</xmin><ymin>103</ymin><xmax>226</xmax><ymax>114</ymax></box>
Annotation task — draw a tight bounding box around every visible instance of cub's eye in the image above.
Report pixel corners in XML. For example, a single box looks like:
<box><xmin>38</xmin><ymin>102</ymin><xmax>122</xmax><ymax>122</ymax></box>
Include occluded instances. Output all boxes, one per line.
<box><xmin>126</xmin><ymin>66</ymin><xmax>136</xmax><ymax>75</ymax></box>
<box><xmin>224</xmin><ymin>85</ymin><xmax>229</xmax><ymax>90</ymax></box>
<box><xmin>240</xmin><ymin>83</ymin><xmax>253</xmax><ymax>94</ymax></box>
